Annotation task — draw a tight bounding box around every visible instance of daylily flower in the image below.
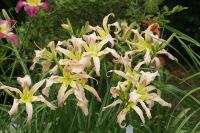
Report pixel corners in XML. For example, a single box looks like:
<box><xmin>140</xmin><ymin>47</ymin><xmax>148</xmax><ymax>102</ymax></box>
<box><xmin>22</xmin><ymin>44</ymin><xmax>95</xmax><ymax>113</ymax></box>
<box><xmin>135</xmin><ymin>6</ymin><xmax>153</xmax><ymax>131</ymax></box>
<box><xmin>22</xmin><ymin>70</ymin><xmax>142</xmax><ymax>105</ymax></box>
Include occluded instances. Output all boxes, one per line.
<box><xmin>42</xmin><ymin>66</ymin><xmax>101</xmax><ymax>115</ymax></box>
<box><xmin>0</xmin><ymin>19</ymin><xmax>18</xmax><ymax>45</ymax></box>
<box><xmin>30</xmin><ymin>41</ymin><xmax>60</xmax><ymax>74</ymax></box>
<box><xmin>90</xmin><ymin>13</ymin><xmax>121</xmax><ymax>47</ymax></box>
<box><xmin>0</xmin><ymin>75</ymin><xmax>56</xmax><ymax>123</ymax></box>
<box><xmin>56</xmin><ymin>36</ymin><xmax>90</xmax><ymax>73</ymax></box>
<box><xmin>104</xmin><ymin>63</ymin><xmax>171</xmax><ymax>128</ymax></box>
<box><xmin>83</xmin><ymin>32</ymin><xmax>120</xmax><ymax>76</ymax></box>
<box><xmin>126</xmin><ymin>23</ymin><xmax>177</xmax><ymax>68</ymax></box>
<box><xmin>16</xmin><ymin>0</ymin><xmax>49</xmax><ymax>16</ymax></box>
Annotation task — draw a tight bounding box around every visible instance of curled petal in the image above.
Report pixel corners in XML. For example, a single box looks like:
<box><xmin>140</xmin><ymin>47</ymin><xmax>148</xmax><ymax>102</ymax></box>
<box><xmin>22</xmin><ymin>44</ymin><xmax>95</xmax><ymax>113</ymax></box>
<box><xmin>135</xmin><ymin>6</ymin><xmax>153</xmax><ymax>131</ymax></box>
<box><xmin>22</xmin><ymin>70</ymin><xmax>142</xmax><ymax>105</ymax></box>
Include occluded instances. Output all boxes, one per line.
<box><xmin>98</xmin><ymin>47</ymin><xmax>120</xmax><ymax>59</ymax></box>
<box><xmin>140</xmin><ymin>71</ymin><xmax>159</xmax><ymax>85</ymax></box>
<box><xmin>50</xmin><ymin>65</ymin><xmax>58</xmax><ymax>75</ymax></box>
<box><xmin>30</xmin><ymin>49</ymin><xmax>46</xmax><ymax>70</ymax></box>
<box><xmin>139</xmin><ymin>101</ymin><xmax>151</xmax><ymax>119</ymax></box>
<box><xmin>24</xmin><ymin>5</ymin><xmax>40</xmax><ymax>17</ymax></box>
<box><xmin>158</xmin><ymin>49</ymin><xmax>178</xmax><ymax>62</ymax></box>
<box><xmin>134</xmin><ymin>61</ymin><xmax>145</xmax><ymax>72</ymax></box>
<box><xmin>110</xmin><ymin>81</ymin><xmax>128</xmax><ymax>98</ymax></box>
<box><xmin>110</xmin><ymin>70</ymin><xmax>126</xmax><ymax>78</ymax></box>
<box><xmin>152</xmin><ymin>57</ymin><xmax>161</xmax><ymax>69</ymax></box>
<box><xmin>83</xmin><ymin>32</ymin><xmax>97</xmax><ymax>44</ymax></box>
<box><xmin>149</xmin><ymin>94</ymin><xmax>171</xmax><ymax>107</ymax></box>
<box><xmin>108</xmin><ymin>22</ymin><xmax>121</xmax><ymax>34</ymax></box>
<box><xmin>8</xmin><ymin>99</ymin><xmax>20</xmax><ymax>116</ymax></box>
<box><xmin>26</xmin><ymin>103</ymin><xmax>33</xmax><ymax>123</ymax></box>
<box><xmin>15</xmin><ymin>0</ymin><xmax>26</xmax><ymax>13</ymax></box>
<box><xmin>56</xmin><ymin>46</ymin><xmax>75</xmax><ymax>59</ymax></box>
<box><xmin>102</xmin><ymin>99</ymin><xmax>122</xmax><ymax>111</ymax></box>
<box><xmin>42</xmin><ymin>76</ymin><xmax>59</xmax><ymax>97</ymax></box>
<box><xmin>63</xmin><ymin>89</ymin><xmax>74</xmax><ymax>101</ymax></box>
<box><xmin>17</xmin><ymin>75</ymin><xmax>31</xmax><ymax>89</ymax></box>
<box><xmin>93</xmin><ymin>56</ymin><xmax>100</xmax><ymax>76</ymax></box>
<box><xmin>117</xmin><ymin>107</ymin><xmax>130</xmax><ymax>128</ymax></box>
<box><xmin>103</xmin><ymin>13</ymin><xmax>114</xmax><ymax>32</ymax></box>
<box><xmin>84</xmin><ymin>85</ymin><xmax>101</xmax><ymax>102</ymax></box>
<box><xmin>70</xmin><ymin>36</ymin><xmax>85</xmax><ymax>52</ymax></box>
<box><xmin>57</xmin><ymin>84</ymin><xmax>67</xmax><ymax>107</ymax></box>
<box><xmin>132</xmin><ymin>105</ymin><xmax>145</xmax><ymax>123</ymax></box>
<box><xmin>145</xmin><ymin>100</ymin><xmax>154</xmax><ymax>109</ymax></box>
<box><xmin>73</xmin><ymin>84</ymin><xmax>88</xmax><ymax>116</ymax></box>
<box><xmin>99</xmin><ymin>34</ymin><xmax>115</xmax><ymax>47</ymax></box>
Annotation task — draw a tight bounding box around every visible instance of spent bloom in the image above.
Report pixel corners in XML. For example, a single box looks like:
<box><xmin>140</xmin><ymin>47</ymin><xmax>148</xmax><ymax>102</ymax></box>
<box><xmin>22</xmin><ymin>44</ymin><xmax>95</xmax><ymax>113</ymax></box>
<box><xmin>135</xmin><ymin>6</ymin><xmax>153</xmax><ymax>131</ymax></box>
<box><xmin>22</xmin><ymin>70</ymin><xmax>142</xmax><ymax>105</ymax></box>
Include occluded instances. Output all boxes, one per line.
<box><xmin>16</xmin><ymin>0</ymin><xmax>49</xmax><ymax>16</ymax></box>
<box><xmin>0</xmin><ymin>75</ymin><xmax>56</xmax><ymax>123</ymax></box>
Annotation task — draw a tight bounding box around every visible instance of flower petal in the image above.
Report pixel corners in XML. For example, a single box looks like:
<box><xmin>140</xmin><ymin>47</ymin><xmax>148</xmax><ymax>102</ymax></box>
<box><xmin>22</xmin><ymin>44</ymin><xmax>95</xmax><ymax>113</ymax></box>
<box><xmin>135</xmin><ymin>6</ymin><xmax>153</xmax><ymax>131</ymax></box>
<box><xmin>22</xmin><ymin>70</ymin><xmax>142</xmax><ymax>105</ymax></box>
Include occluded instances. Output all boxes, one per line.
<box><xmin>108</xmin><ymin>22</ymin><xmax>121</xmax><ymax>34</ymax></box>
<box><xmin>35</xmin><ymin>95</ymin><xmax>56</xmax><ymax>110</ymax></box>
<box><xmin>158</xmin><ymin>49</ymin><xmax>178</xmax><ymax>62</ymax></box>
<box><xmin>150</xmin><ymin>94</ymin><xmax>171</xmax><ymax>107</ymax></box>
<box><xmin>93</xmin><ymin>56</ymin><xmax>100</xmax><ymax>76</ymax></box>
<box><xmin>132</xmin><ymin>105</ymin><xmax>145</xmax><ymax>123</ymax></box>
<box><xmin>63</xmin><ymin>89</ymin><xmax>74</xmax><ymax>101</ymax></box>
<box><xmin>139</xmin><ymin>101</ymin><xmax>151</xmax><ymax>119</ymax></box>
<box><xmin>8</xmin><ymin>99</ymin><xmax>20</xmax><ymax>116</ymax></box>
<box><xmin>144</xmin><ymin>48</ymin><xmax>151</xmax><ymax>65</ymax></box>
<box><xmin>102</xmin><ymin>99</ymin><xmax>122</xmax><ymax>111</ymax></box>
<box><xmin>129</xmin><ymin>91</ymin><xmax>141</xmax><ymax>103</ymax></box>
<box><xmin>26</xmin><ymin>103</ymin><xmax>33</xmax><ymax>123</ymax></box>
<box><xmin>0</xmin><ymin>85</ymin><xmax>22</xmax><ymax>95</ymax></box>
<box><xmin>17</xmin><ymin>75</ymin><xmax>31</xmax><ymax>89</ymax></box>
<box><xmin>57</xmin><ymin>84</ymin><xmax>68</xmax><ymax>107</ymax></box>
<box><xmin>24</xmin><ymin>5</ymin><xmax>40</xmax><ymax>17</ymax></box>
<box><xmin>30</xmin><ymin>79</ymin><xmax>46</xmax><ymax>94</ymax></box>
<box><xmin>7</xmin><ymin>33</ymin><xmax>19</xmax><ymax>45</ymax></box>
<box><xmin>73</xmin><ymin>84</ymin><xmax>88</xmax><ymax>116</ymax></box>
<box><xmin>15</xmin><ymin>0</ymin><xmax>26</xmax><ymax>13</ymax></box>
<box><xmin>103</xmin><ymin>13</ymin><xmax>114</xmax><ymax>32</ymax></box>
<box><xmin>84</xmin><ymin>85</ymin><xmax>101</xmax><ymax>102</ymax></box>
<box><xmin>98</xmin><ymin>47</ymin><xmax>120</xmax><ymax>58</ymax></box>
<box><xmin>30</xmin><ymin>49</ymin><xmax>46</xmax><ymax>70</ymax></box>
<box><xmin>139</xmin><ymin>71</ymin><xmax>159</xmax><ymax>85</ymax></box>
<box><xmin>42</xmin><ymin>76</ymin><xmax>59</xmax><ymax>97</ymax></box>
<box><xmin>117</xmin><ymin>107</ymin><xmax>130</xmax><ymax>128</ymax></box>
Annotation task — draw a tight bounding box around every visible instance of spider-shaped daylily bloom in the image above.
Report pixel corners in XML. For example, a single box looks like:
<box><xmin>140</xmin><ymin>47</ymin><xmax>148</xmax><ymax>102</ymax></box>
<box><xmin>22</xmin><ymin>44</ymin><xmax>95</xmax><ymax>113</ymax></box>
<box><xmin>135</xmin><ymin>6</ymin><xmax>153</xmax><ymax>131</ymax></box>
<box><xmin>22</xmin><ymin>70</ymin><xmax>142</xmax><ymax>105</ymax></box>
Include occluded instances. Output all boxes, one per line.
<box><xmin>42</xmin><ymin>66</ymin><xmax>101</xmax><ymax>115</ymax></box>
<box><xmin>104</xmin><ymin>63</ymin><xmax>171</xmax><ymax>128</ymax></box>
<box><xmin>56</xmin><ymin>36</ymin><xmax>90</xmax><ymax>73</ymax></box>
<box><xmin>16</xmin><ymin>0</ymin><xmax>49</xmax><ymax>16</ymax></box>
<box><xmin>127</xmin><ymin>23</ymin><xmax>177</xmax><ymax>68</ymax></box>
<box><xmin>30</xmin><ymin>41</ymin><xmax>60</xmax><ymax>74</ymax></box>
<box><xmin>0</xmin><ymin>75</ymin><xmax>56</xmax><ymax>123</ymax></box>
<box><xmin>91</xmin><ymin>13</ymin><xmax>121</xmax><ymax>47</ymax></box>
<box><xmin>83</xmin><ymin>32</ymin><xmax>120</xmax><ymax>76</ymax></box>
<box><xmin>0</xmin><ymin>19</ymin><xmax>18</xmax><ymax>45</ymax></box>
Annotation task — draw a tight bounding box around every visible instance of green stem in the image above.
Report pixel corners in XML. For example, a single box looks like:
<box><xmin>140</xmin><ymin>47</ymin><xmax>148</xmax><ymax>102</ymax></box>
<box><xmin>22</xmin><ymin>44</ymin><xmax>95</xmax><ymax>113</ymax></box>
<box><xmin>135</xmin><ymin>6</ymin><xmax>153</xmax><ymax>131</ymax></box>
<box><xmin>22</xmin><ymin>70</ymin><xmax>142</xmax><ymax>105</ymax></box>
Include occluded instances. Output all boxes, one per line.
<box><xmin>12</xmin><ymin>45</ymin><xmax>29</xmax><ymax>75</ymax></box>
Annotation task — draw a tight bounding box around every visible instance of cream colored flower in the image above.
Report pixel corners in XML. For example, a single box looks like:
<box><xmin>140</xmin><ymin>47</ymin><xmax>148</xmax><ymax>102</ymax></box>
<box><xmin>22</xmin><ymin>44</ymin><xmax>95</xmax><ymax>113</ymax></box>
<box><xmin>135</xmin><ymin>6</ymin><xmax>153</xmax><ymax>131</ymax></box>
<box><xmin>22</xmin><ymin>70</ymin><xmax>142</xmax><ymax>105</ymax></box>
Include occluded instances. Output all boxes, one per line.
<box><xmin>0</xmin><ymin>75</ymin><xmax>56</xmax><ymax>123</ymax></box>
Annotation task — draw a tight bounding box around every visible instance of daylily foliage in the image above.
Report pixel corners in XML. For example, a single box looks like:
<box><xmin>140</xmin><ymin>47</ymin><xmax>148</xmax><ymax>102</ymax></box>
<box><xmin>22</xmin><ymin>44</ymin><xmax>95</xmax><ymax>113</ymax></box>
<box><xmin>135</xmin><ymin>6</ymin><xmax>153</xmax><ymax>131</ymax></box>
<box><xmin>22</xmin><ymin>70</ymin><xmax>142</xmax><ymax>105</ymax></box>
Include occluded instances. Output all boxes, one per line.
<box><xmin>0</xmin><ymin>13</ymin><xmax>176</xmax><ymax>127</ymax></box>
